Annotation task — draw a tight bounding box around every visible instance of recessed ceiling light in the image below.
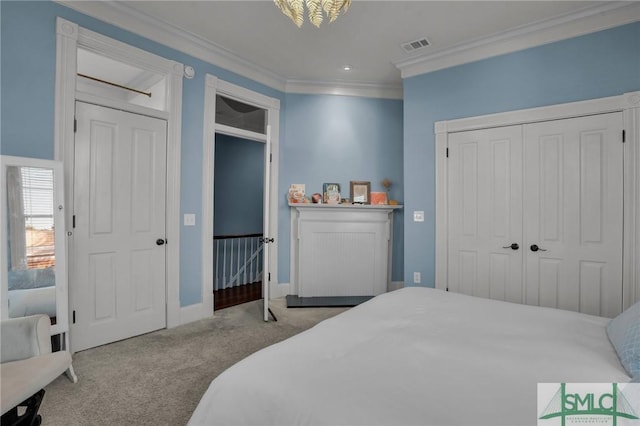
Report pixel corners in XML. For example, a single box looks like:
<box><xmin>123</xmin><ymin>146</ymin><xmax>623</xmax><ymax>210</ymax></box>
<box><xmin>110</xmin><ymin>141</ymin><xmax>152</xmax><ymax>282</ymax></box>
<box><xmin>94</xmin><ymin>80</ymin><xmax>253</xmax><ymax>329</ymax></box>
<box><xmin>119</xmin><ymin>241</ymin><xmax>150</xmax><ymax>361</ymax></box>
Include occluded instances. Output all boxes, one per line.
<box><xmin>342</xmin><ymin>65</ymin><xmax>353</xmax><ymax>71</ymax></box>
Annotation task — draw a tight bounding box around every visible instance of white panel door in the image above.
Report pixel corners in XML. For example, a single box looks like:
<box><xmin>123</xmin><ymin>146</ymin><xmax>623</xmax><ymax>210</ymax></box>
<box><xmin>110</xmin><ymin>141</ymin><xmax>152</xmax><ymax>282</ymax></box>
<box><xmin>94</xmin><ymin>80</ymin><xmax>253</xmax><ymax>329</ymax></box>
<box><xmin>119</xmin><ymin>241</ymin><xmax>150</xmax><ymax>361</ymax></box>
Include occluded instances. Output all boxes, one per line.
<box><xmin>262</xmin><ymin>125</ymin><xmax>271</xmax><ymax>321</ymax></box>
<box><xmin>447</xmin><ymin>126</ymin><xmax>524</xmax><ymax>303</ymax></box>
<box><xmin>523</xmin><ymin>113</ymin><xmax>623</xmax><ymax>317</ymax></box>
<box><xmin>72</xmin><ymin>102</ymin><xmax>167</xmax><ymax>352</ymax></box>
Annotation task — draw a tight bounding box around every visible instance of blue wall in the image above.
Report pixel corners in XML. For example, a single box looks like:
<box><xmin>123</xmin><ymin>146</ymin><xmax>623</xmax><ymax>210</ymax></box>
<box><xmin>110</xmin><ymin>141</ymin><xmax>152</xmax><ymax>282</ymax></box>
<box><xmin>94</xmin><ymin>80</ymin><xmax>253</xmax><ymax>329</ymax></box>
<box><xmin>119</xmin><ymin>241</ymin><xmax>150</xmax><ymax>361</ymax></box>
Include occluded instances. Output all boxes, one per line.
<box><xmin>0</xmin><ymin>1</ymin><xmax>285</xmax><ymax>306</ymax></box>
<box><xmin>1</xmin><ymin>1</ymin><xmax>404</xmax><ymax>305</ymax></box>
<box><xmin>403</xmin><ymin>22</ymin><xmax>640</xmax><ymax>288</ymax></box>
<box><xmin>280</xmin><ymin>93</ymin><xmax>404</xmax><ymax>282</ymax></box>
<box><xmin>214</xmin><ymin>135</ymin><xmax>264</xmax><ymax>236</ymax></box>
<box><xmin>7</xmin><ymin>2</ymin><xmax>634</xmax><ymax>302</ymax></box>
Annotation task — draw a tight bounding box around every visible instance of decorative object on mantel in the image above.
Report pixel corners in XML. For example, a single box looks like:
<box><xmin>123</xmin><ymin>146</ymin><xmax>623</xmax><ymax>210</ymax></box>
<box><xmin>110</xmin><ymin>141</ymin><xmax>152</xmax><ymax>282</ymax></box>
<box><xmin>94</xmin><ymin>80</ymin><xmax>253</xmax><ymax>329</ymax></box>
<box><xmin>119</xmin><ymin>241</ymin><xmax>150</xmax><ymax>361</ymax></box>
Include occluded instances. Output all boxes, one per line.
<box><xmin>381</xmin><ymin>177</ymin><xmax>391</xmax><ymax>196</ymax></box>
<box><xmin>381</xmin><ymin>177</ymin><xmax>399</xmax><ymax>205</ymax></box>
<box><xmin>323</xmin><ymin>183</ymin><xmax>341</xmax><ymax>204</ymax></box>
<box><xmin>350</xmin><ymin>181</ymin><xmax>371</xmax><ymax>204</ymax></box>
<box><xmin>273</xmin><ymin>0</ymin><xmax>351</xmax><ymax>28</ymax></box>
<box><xmin>288</xmin><ymin>184</ymin><xmax>309</xmax><ymax>203</ymax></box>
<box><xmin>370</xmin><ymin>192</ymin><xmax>388</xmax><ymax>205</ymax></box>
<box><xmin>311</xmin><ymin>193</ymin><xmax>322</xmax><ymax>204</ymax></box>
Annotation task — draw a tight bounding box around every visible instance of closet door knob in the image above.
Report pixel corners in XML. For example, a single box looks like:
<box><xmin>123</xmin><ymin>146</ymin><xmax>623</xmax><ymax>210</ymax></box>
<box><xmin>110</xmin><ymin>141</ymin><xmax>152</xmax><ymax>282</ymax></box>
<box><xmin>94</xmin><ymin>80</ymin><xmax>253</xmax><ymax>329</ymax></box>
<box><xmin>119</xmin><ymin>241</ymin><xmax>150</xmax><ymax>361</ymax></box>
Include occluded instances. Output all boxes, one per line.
<box><xmin>530</xmin><ymin>244</ymin><xmax>547</xmax><ymax>252</ymax></box>
<box><xmin>502</xmin><ymin>243</ymin><xmax>519</xmax><ymax>250</ymax></box>
<box><xmin>156</xmin><ymin>238</ymin><xmax>166</xmax><ymax>246</ymax></box>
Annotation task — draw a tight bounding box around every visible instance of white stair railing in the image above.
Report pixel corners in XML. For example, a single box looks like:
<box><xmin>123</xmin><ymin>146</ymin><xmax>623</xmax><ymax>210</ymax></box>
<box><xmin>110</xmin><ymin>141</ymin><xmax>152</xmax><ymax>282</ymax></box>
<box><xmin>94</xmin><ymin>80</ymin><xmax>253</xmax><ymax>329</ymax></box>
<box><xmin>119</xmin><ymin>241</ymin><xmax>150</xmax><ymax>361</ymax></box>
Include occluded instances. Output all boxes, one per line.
<box><xmin>213</xmin><ymin>234</ymin><xmax>263</xmax><ymax>291</ymax></box>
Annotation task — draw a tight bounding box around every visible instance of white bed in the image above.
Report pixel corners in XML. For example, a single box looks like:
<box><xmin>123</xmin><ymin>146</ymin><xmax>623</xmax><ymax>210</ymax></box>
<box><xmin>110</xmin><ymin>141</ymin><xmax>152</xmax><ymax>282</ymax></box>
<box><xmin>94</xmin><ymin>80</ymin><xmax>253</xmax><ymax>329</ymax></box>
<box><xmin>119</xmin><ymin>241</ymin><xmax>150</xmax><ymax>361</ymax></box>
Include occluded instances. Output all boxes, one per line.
<box><xmin>189</xmin><ymin>287</ymin><xmax>632</xmax><ymax>426</ymax></box>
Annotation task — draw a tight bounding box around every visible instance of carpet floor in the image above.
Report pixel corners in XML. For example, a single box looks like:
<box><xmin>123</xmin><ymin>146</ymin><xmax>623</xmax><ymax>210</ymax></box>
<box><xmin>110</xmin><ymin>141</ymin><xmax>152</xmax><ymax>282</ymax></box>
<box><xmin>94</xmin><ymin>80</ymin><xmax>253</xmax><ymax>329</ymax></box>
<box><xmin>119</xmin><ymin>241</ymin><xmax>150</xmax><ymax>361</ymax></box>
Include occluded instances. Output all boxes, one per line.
<box><xmin>40</xmin><ymin>298</ymin><xmax>348</xmax><ymax>426</ymax></box>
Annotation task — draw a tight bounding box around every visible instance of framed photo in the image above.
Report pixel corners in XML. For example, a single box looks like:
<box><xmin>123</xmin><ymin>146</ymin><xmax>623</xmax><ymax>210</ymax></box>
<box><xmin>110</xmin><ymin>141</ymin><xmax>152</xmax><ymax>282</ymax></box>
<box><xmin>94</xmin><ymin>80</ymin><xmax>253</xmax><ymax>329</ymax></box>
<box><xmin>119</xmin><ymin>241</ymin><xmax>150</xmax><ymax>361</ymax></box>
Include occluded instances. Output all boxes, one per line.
<box><xmin>370</xmin><ymin>192</ymin><xmax>388</xmax><ymax>205</ymax></box>
<box><xmin>323</xmin><ymin>183</ymin><xmax>341</xmax><ymax>204</ymax></box>
<box><xmin>350</xmin><ymin>181</ymin><xmax>371</xmax><ymax>204</ymax></box>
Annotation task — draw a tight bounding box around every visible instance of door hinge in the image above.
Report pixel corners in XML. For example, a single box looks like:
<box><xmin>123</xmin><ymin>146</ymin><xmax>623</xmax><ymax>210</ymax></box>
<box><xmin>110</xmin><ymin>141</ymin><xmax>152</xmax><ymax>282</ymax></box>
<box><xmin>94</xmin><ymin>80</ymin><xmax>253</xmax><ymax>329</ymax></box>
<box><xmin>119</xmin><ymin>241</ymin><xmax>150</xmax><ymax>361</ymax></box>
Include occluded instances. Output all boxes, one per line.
<box><xmin>74</xmin><ymin>118</ymin><xmax>77</xmax><ymax>133</ymax></box>
<box><xmin>622</xmin><ymin>130</ymin><xmax>626</xmax><ymax>143</ymax></box>
<box><xmin>72</xmin><ymin>310</ymin><xmax>76</xmax><ymax>324</ymax></box>
<box><xmin>270</xmin><ymin>153</ymin><xmax>272</xmax><ymax>163</ymax></box>
<box><xmin>268</xmin><ymin>272</ymin><xmax>271</xmax><ymax>282</ymax></box>
<box><xmin>446</xmin><ymin>148</ymin><xmax>449</xmax><ymax>158</ymax></box>
<box><xmin>72</xmin><ymin>215</ymin><xmax>76</xmax><ymax>228</ymax></box>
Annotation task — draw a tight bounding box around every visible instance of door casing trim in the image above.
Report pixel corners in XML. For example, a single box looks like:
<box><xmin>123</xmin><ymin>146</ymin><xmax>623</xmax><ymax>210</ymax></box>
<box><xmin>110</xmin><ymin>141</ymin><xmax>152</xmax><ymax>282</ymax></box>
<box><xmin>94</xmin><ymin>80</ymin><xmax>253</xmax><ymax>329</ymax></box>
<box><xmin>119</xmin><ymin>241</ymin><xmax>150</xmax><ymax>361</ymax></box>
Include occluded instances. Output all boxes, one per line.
<box><xmin>202</xmin><ymin>74</ymin><xmax>280</xmax><ymax>320</ymax></box>
<box><xmin>54</xmin><ymin>18</ymin><xmax>184</xmax><ymax>341</ymax></box>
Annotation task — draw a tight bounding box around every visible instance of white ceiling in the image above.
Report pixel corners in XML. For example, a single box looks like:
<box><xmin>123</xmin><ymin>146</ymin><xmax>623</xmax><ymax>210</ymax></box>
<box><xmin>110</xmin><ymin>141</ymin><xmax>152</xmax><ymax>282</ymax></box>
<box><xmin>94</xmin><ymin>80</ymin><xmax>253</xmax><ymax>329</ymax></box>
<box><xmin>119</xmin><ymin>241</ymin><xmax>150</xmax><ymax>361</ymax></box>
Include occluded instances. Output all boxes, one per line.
<box><xmin>61</xmin><ymin>1</ymin><xmax>640</xmax><ymax>97</ymax></box>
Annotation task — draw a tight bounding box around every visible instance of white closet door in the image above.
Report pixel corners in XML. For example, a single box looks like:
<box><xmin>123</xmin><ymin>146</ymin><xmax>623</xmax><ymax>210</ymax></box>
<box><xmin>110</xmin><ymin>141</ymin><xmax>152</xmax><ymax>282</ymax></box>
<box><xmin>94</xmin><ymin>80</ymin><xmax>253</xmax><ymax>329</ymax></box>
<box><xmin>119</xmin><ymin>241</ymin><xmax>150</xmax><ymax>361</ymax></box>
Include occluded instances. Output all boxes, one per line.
<box><xmin>447</xmin><ymin>126</ymin><xmax>524</xmax><ymax>303</ymax></box>
<box><xmin>523</xmin><ymin>113</ymin><xmax>623</xmax><ymax>317</ymax></box>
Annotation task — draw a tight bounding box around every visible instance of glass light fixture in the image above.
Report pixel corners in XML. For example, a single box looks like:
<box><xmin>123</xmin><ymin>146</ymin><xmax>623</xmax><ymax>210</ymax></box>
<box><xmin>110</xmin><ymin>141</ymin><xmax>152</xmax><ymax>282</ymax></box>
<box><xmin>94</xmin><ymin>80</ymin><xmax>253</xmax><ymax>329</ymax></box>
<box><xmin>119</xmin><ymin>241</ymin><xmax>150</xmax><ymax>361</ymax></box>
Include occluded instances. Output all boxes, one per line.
<box><xmin>274</xmin><ymin>0</ymin><xmax>351</xmax><ymax>28</ymax></box>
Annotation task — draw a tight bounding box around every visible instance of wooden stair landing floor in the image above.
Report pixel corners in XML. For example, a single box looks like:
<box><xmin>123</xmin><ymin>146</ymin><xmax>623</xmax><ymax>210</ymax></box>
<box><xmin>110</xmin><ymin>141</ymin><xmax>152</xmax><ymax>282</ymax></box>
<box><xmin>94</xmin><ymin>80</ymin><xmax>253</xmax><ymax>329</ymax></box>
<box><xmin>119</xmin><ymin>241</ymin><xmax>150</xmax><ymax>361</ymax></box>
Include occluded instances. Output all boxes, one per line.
<box><xmin>214</xmin><ymin>281</ymin><xmax>262</xmax><ymax>311</ymax></box>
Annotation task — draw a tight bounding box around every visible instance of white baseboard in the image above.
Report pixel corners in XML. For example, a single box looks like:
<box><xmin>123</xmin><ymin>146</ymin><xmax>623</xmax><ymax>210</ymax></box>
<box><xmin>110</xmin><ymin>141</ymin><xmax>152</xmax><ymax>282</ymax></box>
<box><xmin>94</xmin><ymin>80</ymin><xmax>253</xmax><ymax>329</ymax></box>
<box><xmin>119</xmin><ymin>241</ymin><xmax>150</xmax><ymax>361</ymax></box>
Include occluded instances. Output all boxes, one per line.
<box><xmin>178</xmin><ymin>302</ymin><xmax>212</xmax><ymax>326</ymax></box>
<box><xmin>271</xmin><ymin>281</ymin><xmax>403</xmax><ymax>298</ymax></box>
<box><xmin>270</xmin><ymin>282</ymin><xmax>290</xmax><ymax>299</ymax></box>
<box><xmin>167</xmin><ymin>299</ymin><xmax>181</xmax><ymax>328</ymax></box>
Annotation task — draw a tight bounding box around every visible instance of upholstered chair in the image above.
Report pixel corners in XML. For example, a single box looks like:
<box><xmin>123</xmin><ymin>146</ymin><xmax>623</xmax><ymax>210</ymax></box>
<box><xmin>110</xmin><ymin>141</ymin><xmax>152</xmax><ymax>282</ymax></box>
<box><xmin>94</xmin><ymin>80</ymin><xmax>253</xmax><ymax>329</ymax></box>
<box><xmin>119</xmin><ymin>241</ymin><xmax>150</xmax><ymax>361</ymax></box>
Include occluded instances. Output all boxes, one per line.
<box><xmin>1</xmin><ymin>314</ymin><xmax>74</xmax><ymax>425</ymax></box>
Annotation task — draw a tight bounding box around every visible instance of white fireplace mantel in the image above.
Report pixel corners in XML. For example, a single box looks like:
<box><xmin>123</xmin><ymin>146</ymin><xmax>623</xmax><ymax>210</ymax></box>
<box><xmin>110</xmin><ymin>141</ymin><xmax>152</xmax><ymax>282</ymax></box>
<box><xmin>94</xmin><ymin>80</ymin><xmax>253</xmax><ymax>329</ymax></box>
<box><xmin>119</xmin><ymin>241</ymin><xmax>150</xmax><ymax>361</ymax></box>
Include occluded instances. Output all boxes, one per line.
<box><xmin>289</xmin><ymin>203</ymin><xmax>402</xmax><ymax>298</ymax></box>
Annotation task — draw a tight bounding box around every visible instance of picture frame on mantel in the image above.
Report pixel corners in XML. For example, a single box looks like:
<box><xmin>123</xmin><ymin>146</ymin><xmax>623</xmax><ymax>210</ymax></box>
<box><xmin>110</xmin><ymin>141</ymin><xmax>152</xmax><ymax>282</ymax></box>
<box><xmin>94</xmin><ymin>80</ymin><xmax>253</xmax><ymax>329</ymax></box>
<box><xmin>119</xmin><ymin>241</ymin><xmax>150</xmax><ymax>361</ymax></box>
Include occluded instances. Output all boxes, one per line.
<box><xmin>370</xmin><ymin>191</ymin><xmax>388</xmax><ymax>205</ymax></box>
<box><xmin>323</xmin><ymin>183</ymin><xmax>341</xmax><ymax>204</ymax></box>
<box><xmin>350</xmin><ymin>181</ymin><xmax>371</xmax><ymax>204</ymax></box>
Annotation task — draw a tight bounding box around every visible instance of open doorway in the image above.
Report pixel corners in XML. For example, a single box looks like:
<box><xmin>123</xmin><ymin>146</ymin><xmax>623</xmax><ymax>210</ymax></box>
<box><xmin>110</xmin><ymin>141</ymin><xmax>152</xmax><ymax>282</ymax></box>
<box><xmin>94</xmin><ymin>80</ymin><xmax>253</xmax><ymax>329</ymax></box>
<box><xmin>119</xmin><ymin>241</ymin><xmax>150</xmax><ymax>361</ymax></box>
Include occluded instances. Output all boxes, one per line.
<box><xmin>213</xmin><ymin>134</ymin><xmax>264</xmax><ymax>310</ymax></box>
<box><xmin>203</xmin><ymin>75</ymin><xmax>280</xmax><ymax>322</ymax></box>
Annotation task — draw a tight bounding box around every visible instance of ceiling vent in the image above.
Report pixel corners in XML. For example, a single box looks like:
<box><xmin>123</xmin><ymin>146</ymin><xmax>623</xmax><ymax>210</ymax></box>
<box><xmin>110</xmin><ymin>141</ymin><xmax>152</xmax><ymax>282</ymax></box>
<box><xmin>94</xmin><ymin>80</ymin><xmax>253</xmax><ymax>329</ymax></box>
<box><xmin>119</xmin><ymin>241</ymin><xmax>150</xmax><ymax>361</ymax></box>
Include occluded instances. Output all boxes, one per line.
<box><xmin>401</xmin><ymin>37</ymin><xmax>430</xmax><ymax>53</ymax></box>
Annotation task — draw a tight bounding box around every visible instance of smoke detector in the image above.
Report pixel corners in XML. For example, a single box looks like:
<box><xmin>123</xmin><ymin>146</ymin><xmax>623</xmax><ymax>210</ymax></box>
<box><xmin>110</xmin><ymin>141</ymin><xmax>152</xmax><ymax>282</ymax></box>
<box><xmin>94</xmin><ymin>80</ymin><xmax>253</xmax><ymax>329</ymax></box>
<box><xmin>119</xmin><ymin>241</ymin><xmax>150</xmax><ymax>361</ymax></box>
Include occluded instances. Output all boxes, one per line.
<box><xmin>401</xmin><ymin>37</ymin><xmax>430</xmax><ymax>53</ymax></box>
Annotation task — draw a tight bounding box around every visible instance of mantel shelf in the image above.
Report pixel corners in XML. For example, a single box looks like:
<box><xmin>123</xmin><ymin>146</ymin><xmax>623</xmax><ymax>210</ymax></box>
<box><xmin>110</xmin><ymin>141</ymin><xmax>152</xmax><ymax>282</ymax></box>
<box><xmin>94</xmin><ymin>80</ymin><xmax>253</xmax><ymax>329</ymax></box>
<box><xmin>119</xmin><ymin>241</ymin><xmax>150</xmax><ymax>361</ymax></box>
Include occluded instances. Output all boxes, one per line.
<box><xmin>288</xmin><ymin>203</ymin><xmax>403</xmax><ymax>210</ymax></box>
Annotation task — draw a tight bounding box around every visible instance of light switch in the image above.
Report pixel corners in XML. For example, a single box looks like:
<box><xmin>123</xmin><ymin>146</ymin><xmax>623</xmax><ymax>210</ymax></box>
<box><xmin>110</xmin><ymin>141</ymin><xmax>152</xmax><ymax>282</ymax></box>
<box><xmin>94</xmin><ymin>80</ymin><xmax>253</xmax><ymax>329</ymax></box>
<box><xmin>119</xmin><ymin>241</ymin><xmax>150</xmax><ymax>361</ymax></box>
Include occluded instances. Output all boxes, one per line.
<box><xmin>184</xmin><ymin>213</ymin><xmax>196</xmax><ymax>226</ymax></box>
<box><xmin>413</xmin><ymin>211</ymin><xmax>425</xmax><ymax>222</ymax></box>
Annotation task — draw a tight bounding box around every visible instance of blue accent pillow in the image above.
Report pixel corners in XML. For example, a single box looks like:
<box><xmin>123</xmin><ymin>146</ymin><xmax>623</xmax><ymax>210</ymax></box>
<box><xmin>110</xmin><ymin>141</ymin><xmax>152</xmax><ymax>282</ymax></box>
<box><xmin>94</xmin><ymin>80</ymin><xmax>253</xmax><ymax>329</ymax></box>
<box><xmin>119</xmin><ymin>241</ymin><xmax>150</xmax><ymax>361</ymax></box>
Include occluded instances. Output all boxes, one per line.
<box><xmin>607</xmin><ymin>301</ymin><xmax>640</xmax><ymax>380</ymax></box>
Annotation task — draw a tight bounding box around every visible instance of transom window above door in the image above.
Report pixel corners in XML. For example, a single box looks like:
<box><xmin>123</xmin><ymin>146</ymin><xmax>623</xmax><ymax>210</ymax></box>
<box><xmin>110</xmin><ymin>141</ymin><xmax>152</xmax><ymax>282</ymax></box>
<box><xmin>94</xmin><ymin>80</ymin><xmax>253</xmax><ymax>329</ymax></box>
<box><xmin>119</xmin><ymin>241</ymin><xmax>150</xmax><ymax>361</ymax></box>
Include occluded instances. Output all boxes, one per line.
<box><xmin>216</xmin><ymin>95</ymin><xmax>267</xmax><ymax>135</ymax></box>
<box><xmin>76</xmin><ymin>48</ymin><xmax>167</xmax><ymax>112</ymax></box>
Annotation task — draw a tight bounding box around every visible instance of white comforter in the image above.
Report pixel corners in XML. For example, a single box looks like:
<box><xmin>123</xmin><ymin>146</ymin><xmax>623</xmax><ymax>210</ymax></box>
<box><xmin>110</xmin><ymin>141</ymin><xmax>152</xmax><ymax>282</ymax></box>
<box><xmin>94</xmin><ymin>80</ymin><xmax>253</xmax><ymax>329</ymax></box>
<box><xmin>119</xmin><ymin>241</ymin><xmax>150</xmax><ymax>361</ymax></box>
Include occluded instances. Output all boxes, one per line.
<box><xmin>189</xmin><ymin>287</ymin><xmax>630</xmax><ymax>426</ymax></box>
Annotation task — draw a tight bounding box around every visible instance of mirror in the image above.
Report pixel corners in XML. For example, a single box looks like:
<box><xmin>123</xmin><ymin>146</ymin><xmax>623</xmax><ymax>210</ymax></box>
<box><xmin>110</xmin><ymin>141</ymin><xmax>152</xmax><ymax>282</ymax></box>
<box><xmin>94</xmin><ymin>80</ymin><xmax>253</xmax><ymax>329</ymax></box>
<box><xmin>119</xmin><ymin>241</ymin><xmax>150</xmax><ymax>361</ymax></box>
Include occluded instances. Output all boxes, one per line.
<box><xmin>1</xmin><ymin>155</ymin><xmax>68</xmax><ymax>336</ymax></box>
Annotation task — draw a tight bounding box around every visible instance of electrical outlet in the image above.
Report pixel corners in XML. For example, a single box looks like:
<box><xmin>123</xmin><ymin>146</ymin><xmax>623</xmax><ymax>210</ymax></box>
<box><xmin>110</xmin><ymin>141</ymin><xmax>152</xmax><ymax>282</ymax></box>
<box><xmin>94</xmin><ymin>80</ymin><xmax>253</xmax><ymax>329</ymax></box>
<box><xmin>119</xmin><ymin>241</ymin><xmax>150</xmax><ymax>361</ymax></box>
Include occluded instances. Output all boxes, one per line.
<box><xmin>184</xmin><ymin>214</ymin><xmax>196</xmax><ymax>226</ymax></box>
<box><xmin>413</xmin><ymin>272</ymin><xmax>421</xmax><ymax>284</ymax></box>
<box><xmin>413</xmin><ymin>211</ymin><xmax>425</xmax><ymax>222</ymax></box>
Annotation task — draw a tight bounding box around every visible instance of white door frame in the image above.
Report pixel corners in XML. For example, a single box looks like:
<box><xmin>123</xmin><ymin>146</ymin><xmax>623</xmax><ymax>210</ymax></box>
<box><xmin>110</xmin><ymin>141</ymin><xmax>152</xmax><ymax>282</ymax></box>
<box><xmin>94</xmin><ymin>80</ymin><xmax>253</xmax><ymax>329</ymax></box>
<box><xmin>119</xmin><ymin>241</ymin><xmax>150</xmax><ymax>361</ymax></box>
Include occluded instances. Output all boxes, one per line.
<box><xmin>435</xmin><ymin>91</ymin><xmax>640</xmax><ymax>310</ymax></box>
<box><xmin>202</xmin><ymin>74</ymin><xmax>280</xmax><ymax>317</ymax></box>
<box><xmin>54</xmin><ymin>17</ymin><xmax>184</xmax><ymax>329</ymax></box>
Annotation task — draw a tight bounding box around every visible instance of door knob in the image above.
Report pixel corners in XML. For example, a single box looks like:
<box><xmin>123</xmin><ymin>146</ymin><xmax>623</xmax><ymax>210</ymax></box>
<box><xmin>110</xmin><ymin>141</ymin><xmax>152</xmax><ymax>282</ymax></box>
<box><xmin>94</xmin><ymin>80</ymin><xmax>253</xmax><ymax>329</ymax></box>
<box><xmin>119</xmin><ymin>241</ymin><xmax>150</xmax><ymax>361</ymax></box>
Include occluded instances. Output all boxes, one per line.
<box><xmin>156</xmin><ymin>238</ymin><xmax>166</xmax><ymax>246</ymax></box>
<box><xmin>530</xmin><ymin>244</ymin><xmax>547</xmax><ymax>252</ymax></box>
<box><xmin>502</xmin><ymin>243</ymin><xmax>519</xmax><ymax>250</ymax></box>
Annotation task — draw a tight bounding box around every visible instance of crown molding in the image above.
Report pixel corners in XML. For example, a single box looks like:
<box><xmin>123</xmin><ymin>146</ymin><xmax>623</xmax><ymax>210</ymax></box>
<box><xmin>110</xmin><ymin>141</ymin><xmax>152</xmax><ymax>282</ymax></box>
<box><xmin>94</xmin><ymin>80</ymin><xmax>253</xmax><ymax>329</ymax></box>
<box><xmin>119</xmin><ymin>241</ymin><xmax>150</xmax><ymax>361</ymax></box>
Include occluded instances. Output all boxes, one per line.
<box><xmin>394</xmin><ymin>1</ymin><xmax>640</xmax><ymax>79</ymax></box>
<box><xmin>285</xmin><ymin>79</ymin><xmax>403</xmax><ymax>100</ymax></box>
<box><xmin>56</xmin><ymin>0</ymin><xmax>288</xmax><ymax>92</ymax></box>
<box><xmin>55</xmin><ymin>0</ymin><xmax>401</xmax><ymax>99</ymax></box>
<box><xmin>55</xmin><ymin>1</ymin><xmax>639</xmax><ymax>97</ymax></box>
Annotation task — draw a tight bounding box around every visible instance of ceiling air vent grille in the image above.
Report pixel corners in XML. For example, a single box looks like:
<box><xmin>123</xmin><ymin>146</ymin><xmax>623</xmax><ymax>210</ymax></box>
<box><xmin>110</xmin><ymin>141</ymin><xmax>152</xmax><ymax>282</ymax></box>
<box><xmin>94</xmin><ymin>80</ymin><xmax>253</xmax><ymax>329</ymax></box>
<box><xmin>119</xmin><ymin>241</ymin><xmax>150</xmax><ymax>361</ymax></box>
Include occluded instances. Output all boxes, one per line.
<box><xmin>402</xmin><ymin>38</ymin><xmax>430</xmax><ymax>53</ymax></box>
